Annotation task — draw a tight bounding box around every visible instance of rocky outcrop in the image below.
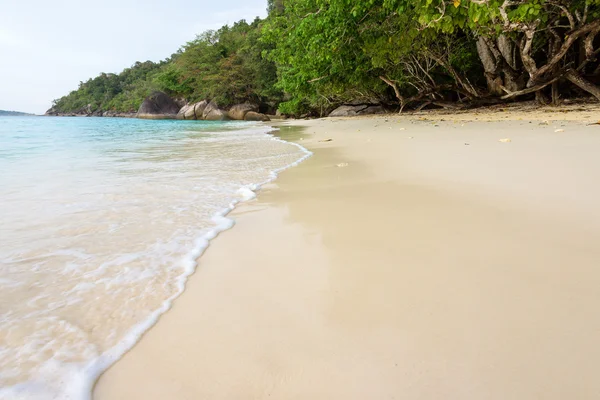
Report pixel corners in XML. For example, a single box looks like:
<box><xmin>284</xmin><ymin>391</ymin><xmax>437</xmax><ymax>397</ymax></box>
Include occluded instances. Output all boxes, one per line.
<box><xmin>244</xmin><ymin>111</ymin><xmax>271</xmax><ymax>121</ymax></box>
<box><xmin>137</xmin><ymin>91</ymin><xmax>181</xmax><ymax>119</ymax></box>
<box><xmin>176</xmin><ymin>104</ymin><xmax>193</xmax><ymax>120</ymax></box>
<box><xmin>328</xmin><ymin>104</ymin><xmax>387</xmax><ymax>117</ymax></box>
<box><xmin>202</xmin><ymin>101</ymin><xmax>227</xmax><ymax>121</ymax></box>
<box><xmin>228</xmin><ymin>103</ymin><xmax>259</xmax><ymax>120</ymax></box>
<box><xmin>177</xmin><ymin>101</ymin><xmax>208</xmax><ymax>120</ymax></box>
<box><xmin>102</xmin><ymin>111</ymin><xmax>137</xmax><ymax>118</ymax></box>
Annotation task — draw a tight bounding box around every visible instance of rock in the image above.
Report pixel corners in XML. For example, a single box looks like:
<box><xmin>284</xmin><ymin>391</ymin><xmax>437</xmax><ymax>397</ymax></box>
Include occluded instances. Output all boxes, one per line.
<box><xmin>176</xmin><ymin>104</ymin><xmax>193</xmax><ymax>120</ymax></box>
<box><xmin>329</xmin><ymin>104</ymin><xmax>388</xmax><ymax>117</ymax></box>
<box><xmin>177</xmin><ymin>100</ymin><xmax>208</xmax><ymax>120</ymax></box>
<box><xmin>173</xmin><ymin>97</ymin><xmax>188</xmax><ymax>108</ymax></box>
<box><xmin>203</xmin><ymin>101</ymin><xmax>227</xmax><ymax>121</ymax></box>
<box><xmin>205</xmin><ymin>108</ymin><xmax>227</xmax><ymax>121</ymax></box>
<box><xmin>193</xmin><ymin>101</ymin><xmax>208</xmax><ymax>119</ymax></box>
<box><xmin>137</xmin><ymin>91</ymin><xmax>181</xmax><ymax>119</ymax></box>
<box><xmin>358</xmin><ymin>105</ymin><xmax>386</xmax><ymax>115</ymax></box>
<box><xmin>228</xmin><ymin>103</ymin><xmax>259</xmax><ymax>120</ymax></box>
<box><xmin>44</xmin><ymin>107</ymin><xmax>58</xmax><ymax>116</ymax></box>
<box><xmin>244</xmin><ymin>111</ymin><xmax>270</xmax><ymax>122</ymax></box>
<box><xmin>329</xmin><ymin>105</ymin><xmax>368</xmax><ymax>117</ymax></box>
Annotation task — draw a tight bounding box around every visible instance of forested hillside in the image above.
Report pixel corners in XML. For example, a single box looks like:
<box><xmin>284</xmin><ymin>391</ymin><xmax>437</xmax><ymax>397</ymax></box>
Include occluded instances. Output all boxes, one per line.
<box><xmin>51</xmin><ymin>0</ymin><xmax>600</xmax><ymax>116</ymax></box>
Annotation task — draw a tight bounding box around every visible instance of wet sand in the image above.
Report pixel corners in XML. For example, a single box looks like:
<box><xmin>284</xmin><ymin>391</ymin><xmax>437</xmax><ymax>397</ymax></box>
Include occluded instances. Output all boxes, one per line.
<box><xmin>95</xmin><ymin>110</ymin><xmax>600</xmax><ymax>399</ymax></box>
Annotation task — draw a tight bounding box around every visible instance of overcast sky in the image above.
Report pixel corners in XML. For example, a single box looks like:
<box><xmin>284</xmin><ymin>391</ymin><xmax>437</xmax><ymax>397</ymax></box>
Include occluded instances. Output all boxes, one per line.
<box><xmin>0</xmin><ymin>0</ymin><xmax>268</xmax><ymax>114</ymax></box>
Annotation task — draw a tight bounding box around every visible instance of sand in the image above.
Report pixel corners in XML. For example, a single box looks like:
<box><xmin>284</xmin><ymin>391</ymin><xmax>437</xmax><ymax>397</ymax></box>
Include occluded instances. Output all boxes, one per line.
<box><xmin>94</xmin><ymin>107</ymin><xmax>600</xmax><ymax>399</ymax></box>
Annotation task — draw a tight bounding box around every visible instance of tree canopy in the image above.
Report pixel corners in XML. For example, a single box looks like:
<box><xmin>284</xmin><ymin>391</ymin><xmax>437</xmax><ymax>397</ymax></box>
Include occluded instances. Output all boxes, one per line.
<box><xmin>52</xmin><ymin>0</ymin><xmax>600</xmax><ymax>116</ymax></box>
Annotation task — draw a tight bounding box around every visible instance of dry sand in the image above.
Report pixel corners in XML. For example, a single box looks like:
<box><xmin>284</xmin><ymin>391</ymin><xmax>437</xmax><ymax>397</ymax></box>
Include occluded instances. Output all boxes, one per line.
<box><xmin>95</xmin><ymin>107</ymin><xmax>600</xmax><ymax>399</ymax></box>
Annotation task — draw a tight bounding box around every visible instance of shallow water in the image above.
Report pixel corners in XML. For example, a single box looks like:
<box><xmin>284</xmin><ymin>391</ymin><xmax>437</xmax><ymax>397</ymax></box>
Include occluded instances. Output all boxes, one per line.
<box><xmin>0</xmin><ymin>116</ymin><xmax>309</xmax><ymax>399</ymax></box>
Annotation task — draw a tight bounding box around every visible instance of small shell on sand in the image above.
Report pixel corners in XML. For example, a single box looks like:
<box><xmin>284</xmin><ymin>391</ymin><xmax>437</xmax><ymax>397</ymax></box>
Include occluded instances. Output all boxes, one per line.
<box><xmin>555</xmin><ymin>129</ymin><xmax>565</xmax><ymax>132</ymax></box>
<box><xmin>336</xmin><ymin>163</ymin><xmax>349</xmax><ymax>168</ymax></box>
<box><xmin>499</xmin><ymin>138</ymin><xmax>512</xmax><ymax>143</ymax></box>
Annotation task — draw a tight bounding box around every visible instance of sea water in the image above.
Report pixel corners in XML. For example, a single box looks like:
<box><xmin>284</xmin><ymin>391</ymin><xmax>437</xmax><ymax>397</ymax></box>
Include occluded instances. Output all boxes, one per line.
<box><xmin>0</xmin><ymin>116</ymin><xmax>309</xmax><ymax>399</ymax></box>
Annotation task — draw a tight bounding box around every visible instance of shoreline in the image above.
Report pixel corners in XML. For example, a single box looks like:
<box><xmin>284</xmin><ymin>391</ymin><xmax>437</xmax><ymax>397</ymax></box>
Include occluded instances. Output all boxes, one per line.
<box><xmin>95</xmin><ymin>109</ymin><xmax>600</xmax><ymax>399</ymax></box>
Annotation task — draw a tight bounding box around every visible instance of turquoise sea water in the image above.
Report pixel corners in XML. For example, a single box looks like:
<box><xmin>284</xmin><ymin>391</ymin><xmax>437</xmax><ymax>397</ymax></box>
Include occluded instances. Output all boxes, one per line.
<box><xmin>0</xmin><ymin>116</ymin><xmax>309</xmax><ymax>399</ymax></box>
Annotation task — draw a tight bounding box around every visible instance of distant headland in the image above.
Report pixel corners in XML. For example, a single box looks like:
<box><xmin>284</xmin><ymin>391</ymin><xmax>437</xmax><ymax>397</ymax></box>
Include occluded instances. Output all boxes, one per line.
<box><xmin>0</xmin><ymin>110</ymin><xmax>35</xmax><ymax>117</ymax></box>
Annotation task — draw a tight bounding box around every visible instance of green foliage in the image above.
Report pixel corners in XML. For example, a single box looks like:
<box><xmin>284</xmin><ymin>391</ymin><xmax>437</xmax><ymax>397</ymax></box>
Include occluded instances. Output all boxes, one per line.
<box><xmin>52</xmin><ymin>61</ymin><xmax>164</xmax><ymax>113</ymax></box>
<box><xmin>262</xmin><ymin>0</ymin><xmax>486</xmax><ymax>114</ymax></box>
<box><xmin>172</xmin><ymin>18</ymin><xmax>282</xmax><ymax>106</ymax></box>
<box><xmin>53</xmin><ymin>18</ymin><xmax>282</xmax><ymax>113</ymax></box>
<box><xmin>52</xmin><ymin>0</ymin><xmax>600</xmax><ymax>116</ymax></box>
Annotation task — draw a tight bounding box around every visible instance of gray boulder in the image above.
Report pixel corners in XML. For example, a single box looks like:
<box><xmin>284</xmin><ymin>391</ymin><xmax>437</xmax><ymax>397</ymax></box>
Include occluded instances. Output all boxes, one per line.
<box><xmin>193</xmin><ymin>101</ymin><xmax>209</xmax><ymax>119</ymax></box>
<box><xmin>328</xmin><ymin>105</ymin><xmax>368</xmax><ymax>117</ymax></box>
<box><xmin>177</xmin><ymin>101</ymin><xmax>209</xmax><ymax>120</ymax></box>
<box><xmin>244</xmin><ymin>111</ymin><xmax>271</xmax><ymax>122</ymax></box>
<box><xmin>203</xmin><ymin>101</ymin><xmax>228</xmax><ymax>121</ymax></box>
<box><xmin>228</xmin><ymin>103</ymin><xmax>259</xmax><ymax>120</ymax></box>
<box><xmin>328</xmin><ymin>104</ymin><xmax>388</xmax><ymax>117</ymax></box>
<box><xmin>137</xmin><ymin>91</ymin><xmax>181</xmax><ymax>119</ymax></box>
<box><xmin>176</xmin><ymin>104</ymin><xmax>194</xmax><ymax>120</ymax></box>
<box><xmin>359</xmin><ymin>105</ymin><xmax>386</xmax><ymax>115</ymax></box>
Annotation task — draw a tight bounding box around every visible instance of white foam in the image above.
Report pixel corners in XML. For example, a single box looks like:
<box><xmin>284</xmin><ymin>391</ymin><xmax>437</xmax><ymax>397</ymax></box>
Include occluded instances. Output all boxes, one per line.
<box><xmin>0</xmin><ymin>124</ymin><xmax>312</xmax><ymax>400</ymax></box>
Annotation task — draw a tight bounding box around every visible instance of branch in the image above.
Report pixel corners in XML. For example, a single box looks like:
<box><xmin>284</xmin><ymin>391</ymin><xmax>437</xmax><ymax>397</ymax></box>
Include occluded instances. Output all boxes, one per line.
<box><xmin>308</xmin><ymin>75</ymin><xmax>329</xmax><ymax>83</ymax></box>
<box><xmin>520</xmin><ymin>25</ymin><xmax>539</xmax><ymax>76</ymax></box>
<box><xmin>379</xmin><ymin>76</ymin><xmax>404</xmax><ymax>104</ymax></box>
<box><xmin>577</xmin><ymin>48</ymin><xmax>600</xmax><ymax>72</ymax></box>
<box><xmin>530</xmin><ymin>19</ymin><xmax>600</xmax><ymax>85</ymax></box>
<box><xmin>548</xmin><ymin>1</ymin><xmax>575</xmax><ymax>30</ymax></box>
<box><xmin>425</xmin><ymin>50</ymin><xmax>480</xmax><ymax>97</ymax></box>
<box><xmin>585</xmin><ymin>30</ymin><xmax>599</xmax><ymax>59</ymax></box>
<box><xmin>501</xmin><ymin>76</ymin><xmax>561</xmax><ymax>99</ymax></box>
<box><xmin>420</xmin><ymin>1</ymin><xmax>446</xmax><ymax>29</ymax></box>
<box><xmin>304</xmin><ymin>8</ymin><xmax>322</xmax><ymax>18</ymax></box>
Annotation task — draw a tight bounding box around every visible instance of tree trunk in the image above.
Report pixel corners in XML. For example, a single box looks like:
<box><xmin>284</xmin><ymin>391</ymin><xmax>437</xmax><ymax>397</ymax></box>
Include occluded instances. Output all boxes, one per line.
<box><xmin>535</xmin><ymin>90</ymin><xmax>549</xmax><ymax>105</ymax></box>
<box><xmin>551</xmin><ymin>82</ymin><xmax>560</xmax><ymax>105</ymax></box>
<box><xmin>476</xmin><ymin>38</ymin><xmax>504</xmax><ymax>96</ymax></box>
<box><xmin>565</xmin><ymin>70</ymin><xmax>600</xmax><ymax>100</ymax></box>
<box><xmin>497</xmin><ymin>35</ymin><xmax>517</xmax><ymax>70</ymax></box>
<box><xmin>379</xmin><ymin>76</ymin><xmax>404</xmax><ymax>110</ymax></box>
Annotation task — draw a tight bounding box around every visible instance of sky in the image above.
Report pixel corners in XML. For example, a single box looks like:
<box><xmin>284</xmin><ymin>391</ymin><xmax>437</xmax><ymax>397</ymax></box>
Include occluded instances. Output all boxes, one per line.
<box><xmin>0</xmin><ymin>0</ymin><xmax>268</xmax><ymax>114</ymax></box>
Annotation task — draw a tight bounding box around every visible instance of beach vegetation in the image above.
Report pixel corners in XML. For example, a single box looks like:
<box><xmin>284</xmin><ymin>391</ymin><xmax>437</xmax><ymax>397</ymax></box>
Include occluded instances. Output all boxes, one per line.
<box><xmin>51</xmin><ymin>0</ymin><xmax>600</xmax><ymax>116</ymax></box>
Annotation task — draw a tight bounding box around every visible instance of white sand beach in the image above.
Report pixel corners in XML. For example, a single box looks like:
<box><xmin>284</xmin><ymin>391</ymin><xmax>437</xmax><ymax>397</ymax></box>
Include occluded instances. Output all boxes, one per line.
<box><xmin>95</xmin><ymin>106</ymin><xmax>600</xmax><ymax>399</ymax></box>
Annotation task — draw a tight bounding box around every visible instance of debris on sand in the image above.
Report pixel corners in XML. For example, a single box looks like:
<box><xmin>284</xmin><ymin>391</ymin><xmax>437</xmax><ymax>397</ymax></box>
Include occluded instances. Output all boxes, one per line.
<box><xmin>336</xmin><ymin>163</ymin><xmax>349</xmax><ymax>168</ymax></box>
<box><xmin>499</xmin><ymin>138</ymin><xmax>512</xmax><ymax>143</ymax></box>
<box><xmin>319</xmin><ymin>139</ymin><xmax>333</xmax><ymax>142</ymax></box>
